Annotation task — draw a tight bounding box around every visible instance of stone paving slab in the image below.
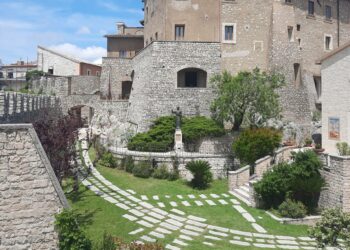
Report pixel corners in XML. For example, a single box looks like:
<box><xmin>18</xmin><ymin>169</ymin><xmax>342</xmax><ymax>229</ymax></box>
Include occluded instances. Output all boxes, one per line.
<box><xmin>141</xmin><ymin>195</ymin><xmax>148</xmax><ymax>200</ymax></box>
<box><xmin>129</xmin><ymin>209</ymin><xmax>144</xmax><ymax>217</ymax></box>
<box><xmin>171</xmin><ymin>209</ymin><xmax>185</xmax><ymax>215</ymax></box>
<box><xmin>168</xmin><ymin>214</ymin><xmax>187</xmax><ymax>222</ymax></box>
<box><xmin>204</xmin><ymin>235</ymin><xmax>221</xmax><ymax>241</ymax></box>
<box><xmin>166</xmin><ymin>219</ymin><xmax>184</xmax><ymax>228</ymax></box>
<box><xmin>136</xmin><ymin>220</ymin><xmax>153</xmax><ymax>228</ymax></box>
<box><xmin>230</xmin><ymin>240</ymin><xmax>251</xmax><ymax>246</ymax></box>
<box><xmin>209</xmin><ymin>230</ymin><xmax>229</xmax><ymax>237</ymax></box>
<box><xmin>188</xmin><ymin>194</ymin><xmax>195</xmax><ymax>199</ymax></box>
<box><xmin>129</xmin><ymin>228</ymin><xmax>144</xmax><ymax>235</ymax></box>
<box><xmin>242</xmin><ymin>212</ymin><xmax>256</xmax><ymax>223</ymax></box>
<box><xmin>199</xmin><ymin>194</ymin><xmax>207</xmax><ymax>199</ymax></box>
<box><xmin>185</xmin><ymin>225</ymin><xmax>205</xmax><ymax>233</ymax></box>
<box><xmin>177</xmin><ymin>195</ymin><xmax>184</xmax><ymax>199</ymax></box>
<box><xmin>153</xmin><ymin>195</ymin><xmax>159</xmax><ymax>200</ymax></box>
<box><xmin>140</xmin><ymin>235</ymin><xmax>156</xmax><ymax>242</ymax></box>
<box><xmin>170</xmin><ymin>202</ymin><xmax>178</xmax><ymax>207</ymax></box>
<box><xmin>188</xmin><ymin>215</ymin><xmax>207</xmax><ymax>222</ymax></box>
<box><xmin>149</xmin><ymin>231</ymin><xmax>165</xmax><ymax>239</ymax></box>
<box><xmin>218</xmin><ymin>199</ymin><xmax>228</xmax><ymax>205</ymax></box>
<box><xmin>276</xmin><ymin>245</ymin><xmax>299</xmax><ymax>249</ymax></box>
<box><xmin>160</xmin><ymin>222</ymin><xmax>180</xmax><ymax>231</ymax></box>
<box><xmin>123</xmin><ymin>214</ymin><xmax>137</xmax><ymax>221</ymax></box>
<box><xmin>155</xmin><ymin>227</ymin><xmax>172</xmax><ymax>235</ymax></box>
<box><xmin>181</xmin><ymin>229</ymin><xmax>200</xmax><ymax>237</ymax></box>
<box><xmin>179</xmin><ymin>234</ymin><xmax>193</xmax><ymax>241</ymax></box>
<box><xmin>149</xmin><ymin>212</ymin><xmax>165</xmax><ymax>220</ymax></box>
<box><xmin>208</xmin><ymin>225</ymin><xmax>230</xmax><ymax>233</ymax></box>
<box><xmin>206</xmin><ymin>200</ymin><xmax>216</xmax><ymax>206</ymax></box>
<box><xmin>182</xmin><ymin>201</ymin><xmax>191</xmax><ymax>207</ymax></box>
<box><xmin>173</xmin><ymin>239</ymin><xmax>188</xmax><ymax>246</ymax></box>
<box><xmin>143</xmin><ymin>216</ymin><xmax>161</xmax><ymax>224</ymax></box>
<box><xmin>194</xmin><ymin>200</ymin><xmax>204</xmax><ymax>206</ymax></box>
<box><xmin>165</xmin><ymin>244</ymin><xmax>180</xmax><ymax>250</ymax></box>
<box><xmin>158</xmin><ymin>202</ymin><xmax>165</xmax><ymax>208</ymax></box>
<box><xmin>186</xmin><ymin>220</ymin><xmax>207</xmax><ymax>228</ymax></box>
<box><xmin>203</xmin><ymin>242</ymin><xmax>214</xmax><ymax>246</ymax></box>
<box><xmin>153</xmin><ymin>208</ymin><xmax>168</xmax><ymax>216</ymax></box>
<box><xmin>254</xmin><ymin>243</ymin><xmax>276</xmax><ymax>248</ymax></box>
<box><xmin>210</xmin><ymin>194</ymin><xmax>220</xmax><ymax>198</ymax></box>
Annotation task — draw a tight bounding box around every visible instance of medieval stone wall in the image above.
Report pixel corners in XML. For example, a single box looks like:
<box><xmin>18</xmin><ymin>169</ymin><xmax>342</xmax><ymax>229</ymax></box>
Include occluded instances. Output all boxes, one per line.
<box><xmin>128</xmin><ymin>41</ymin><xmax>221</xmax><ymax>132</ymax></box>
<box><xmin>0</xmin><ymin>124</ymin><xmax>68</xmax><ymax>249</ymax></box>
<box><xmin>0</xmin><ymin>91</ymin><xmax>61</xmax><ymax>124</ymax></box>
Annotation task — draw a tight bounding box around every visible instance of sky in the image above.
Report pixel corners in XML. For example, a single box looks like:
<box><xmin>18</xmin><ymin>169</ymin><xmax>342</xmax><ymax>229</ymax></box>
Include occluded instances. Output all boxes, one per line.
<box><xmin>0</xmin><ymin>0</ymin><xmax>144</xmax><ymax>65</ymax></box>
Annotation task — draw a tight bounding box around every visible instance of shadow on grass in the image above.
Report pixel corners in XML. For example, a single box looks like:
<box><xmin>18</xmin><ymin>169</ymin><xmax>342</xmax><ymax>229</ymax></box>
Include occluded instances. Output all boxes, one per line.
<box><xmin>66</xmin><ymin>185</ymin><xmax>97</xmax><ymax>203</ymax></box>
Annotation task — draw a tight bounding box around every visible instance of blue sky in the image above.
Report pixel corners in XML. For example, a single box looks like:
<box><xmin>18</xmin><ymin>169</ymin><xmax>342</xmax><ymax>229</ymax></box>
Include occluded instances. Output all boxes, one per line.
<box><xmin>0</xmin><ymin>0</ymin><xmax>144</xmax><ymax>64</ymax></box>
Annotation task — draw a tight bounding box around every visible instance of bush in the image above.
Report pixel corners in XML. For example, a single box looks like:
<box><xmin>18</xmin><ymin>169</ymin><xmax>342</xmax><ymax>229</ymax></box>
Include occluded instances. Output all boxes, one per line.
<box><xmin>278</xmin><ymin>199</ymin><xmax>307</xmax><ymax>219</ymax></box>
<box><xmin>232</xmin><ymin>128</ymin><xmax>282</xmax><ymax>166</ymax></box>
<box><xmin>132</xmin><ymin>161</ymin><xmax>153</xmax><ymax>178</ymax></box>
<box><xmin>254</xmin><ymin>150</ymin><xmax>324</xmax><ymax>211</ymax></box>
<box><xmin>167</xmin><ymin>170</ymin><xmax>180</xmax><ymax>181</ymax></box>
<box><xmin>98</xmin><ymin>152</ymin><xmax>117</xmax><ymax>168</ymax></box>
<box><xmin>124</xmin><ymin>156</ymin><xmax>135</xmax><ymax>173</ymax></box>
<box><xmin>94</xmin><ymin>232</ymin><xmax>116</xmax><ymax>250</ymax></box>
<box><xmin>336</xmin><ymin>142</ymin><xmax>350</xmax><ymax>156</ymax></box>
<box><xmin>127</xmin><ymin>116</ymin><xmax>225</xmax><ymax>152</ymax></box>
<box><xmin>55</xmin><ymin>209</ymin><xmax>92</xmax><ymax>250</ymax></box>
<box><xmin>309</xmin><ymin>209</ymin><xmax>350</xmax><ymax>248</ymax></box>
<box><xmin>185</xmin><ymin>160</ymin><xmax>213</xmax><ymax>189</ymax></box>
<box><xmin>152</xmin><ymin>164</ymin><xmax>170</xmax><ymax>179</ymax></box>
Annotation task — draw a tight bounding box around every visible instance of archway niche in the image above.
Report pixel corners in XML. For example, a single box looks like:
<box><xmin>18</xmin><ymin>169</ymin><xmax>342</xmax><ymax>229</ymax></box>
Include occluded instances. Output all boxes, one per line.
<box><xmin>177</xmin><ymin>68</ymin><xmax>207</xmax><ymax>88</ymax></box>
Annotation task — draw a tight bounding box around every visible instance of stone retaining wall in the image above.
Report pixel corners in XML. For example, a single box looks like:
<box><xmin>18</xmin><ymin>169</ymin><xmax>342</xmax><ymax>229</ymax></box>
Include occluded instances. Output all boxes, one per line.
<box><xmin>0</xmin><ymin>91</ymin><xmax>61</xmax><ymax>124</ymax></box>
<box><xmin>0</xmin><ymin>124</ymin><xmax>68</xmax><ymax>249</ymax></box>
<box><xmin>319</xmin><ymin>154</ymin><xmax>350</xmax><ymax>212</ymax></box>
<box><xmin>228</xmin><ymin>146</ymin><xmax>296</xmax><ymax>191</ymax></box>
<box><xmin>109</xmin><ymin>147</ymin><xmax>233</xmax><ymax>180</ymax></box>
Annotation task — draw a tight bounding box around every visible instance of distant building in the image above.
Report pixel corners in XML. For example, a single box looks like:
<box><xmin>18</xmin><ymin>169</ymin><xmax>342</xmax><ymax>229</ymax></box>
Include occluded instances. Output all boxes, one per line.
<box><xmin>37</xmin><ymin>46</ymin><xmax>102</xmax><ymax>76</ymax></box>
<box><xmin>317</xmin><ymin>41</ymin><xmax>350</xmax><ymax>154</ymax></box>
<box><xmin>0</xmin><ymin>61</ymin><xmax>37</xmax><ymax>80</ymax></box>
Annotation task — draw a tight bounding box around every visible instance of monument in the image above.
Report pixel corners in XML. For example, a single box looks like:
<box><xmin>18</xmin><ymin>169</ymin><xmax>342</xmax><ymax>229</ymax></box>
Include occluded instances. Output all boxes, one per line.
<box><xmin>172</xmin><ymin>107</ymin><xmax>184</xmax><ymax>152</ymax></box>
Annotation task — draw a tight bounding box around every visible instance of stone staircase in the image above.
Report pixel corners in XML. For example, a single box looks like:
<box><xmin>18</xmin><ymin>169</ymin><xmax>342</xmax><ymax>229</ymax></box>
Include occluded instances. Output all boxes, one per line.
<box><xmin>229</xmin><ymin>183</ymin><xmax>252</xmax><ymax>206</ymax></box>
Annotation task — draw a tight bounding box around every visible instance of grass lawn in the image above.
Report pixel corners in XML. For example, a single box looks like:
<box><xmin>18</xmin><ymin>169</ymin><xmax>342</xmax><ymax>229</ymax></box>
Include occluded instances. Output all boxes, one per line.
<box><xmin>64</xmin><ymin>146</ymin><xmax>311</xmax><ymax>249</ymax></box>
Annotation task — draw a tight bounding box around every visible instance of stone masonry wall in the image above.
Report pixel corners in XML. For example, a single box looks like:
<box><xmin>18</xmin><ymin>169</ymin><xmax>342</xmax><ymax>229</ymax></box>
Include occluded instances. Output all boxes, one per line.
<box><xmin>128</xmin><ymin>41</ymin><xmax>221</xmax><ymax>132</ymax></box>
<box><xmin>0</xmin><ymin>91</ymin><xmax>61</xmax><ymax>124</ymax></box>
<box><xmin>0</xmin><ymin>124</ymin><xmax>68</xmax><ymax>250</ymax></box>
<box><xmin>319</xmin><ymin>154</ymin><xmax>350</xmax><ymax>212</ymax></box>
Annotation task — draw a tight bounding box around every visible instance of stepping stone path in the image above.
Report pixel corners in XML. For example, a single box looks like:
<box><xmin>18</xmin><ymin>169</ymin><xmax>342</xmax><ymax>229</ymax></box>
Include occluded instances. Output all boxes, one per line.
<box><xmin>76</xmin><ymin>131</ymin><xmax>318</xmax><ymax>250</ymax></box>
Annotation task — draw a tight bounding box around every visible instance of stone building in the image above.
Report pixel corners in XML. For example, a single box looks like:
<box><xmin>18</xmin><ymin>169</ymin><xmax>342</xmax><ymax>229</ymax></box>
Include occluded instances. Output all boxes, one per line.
<box><xmin>37</xmin><ymin>46</ymin><xmax>102</xmax><ymax>77</ymax></box>
<box><xmin>317</xmin><ymin>41</ymin><xmax>350</xmax><ymax>154</ymax></box>
<box><xmin>0</xmin><ymin>61</ymin><xmax>37</xmax><ymax>90</ymax></box>
<box><xmin>97</xmin><ymin>0</ymin><xmax>350</xmax><ymax>135</ymax></box>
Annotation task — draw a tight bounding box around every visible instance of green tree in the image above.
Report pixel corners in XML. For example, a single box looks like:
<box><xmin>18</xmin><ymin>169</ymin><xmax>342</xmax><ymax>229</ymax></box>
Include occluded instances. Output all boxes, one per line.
<box><xmin>210</xmin><ymin>68</ymin><xmax>285</xmax><ymax>131</ymax></box>
<box><xmin>185</xmin><ymin>160</ymin><xmax>213</xmax><ymax>189</ymax></box>
<box><xmin>26</xmin><ymin>70</ymin><xmax>45</xmax><ymax>82</ymax></box>
<box><xmin>309</xmin><ymin>209</ymin><xmax>350</xmax><ymax>248</ymax></box>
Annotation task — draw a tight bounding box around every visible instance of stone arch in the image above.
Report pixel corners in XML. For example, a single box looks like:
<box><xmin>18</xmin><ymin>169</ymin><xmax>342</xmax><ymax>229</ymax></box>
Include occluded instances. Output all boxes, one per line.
<box><xmin>177</xmin><ymin>67</ymin><xmax>207</xmax><ymax>88</ymax></box>
<box><xmin>69</xmin><ymin>104</ymin><xmax>95</xmax><ymax>127</ymax></box>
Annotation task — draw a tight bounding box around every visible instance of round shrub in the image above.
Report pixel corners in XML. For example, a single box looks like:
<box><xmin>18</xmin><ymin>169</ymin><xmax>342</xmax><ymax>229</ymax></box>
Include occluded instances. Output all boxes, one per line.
<box><xmin>132</xmin><ymin>161</ymin><xmax>153</xmax><ymax>178</ymax></box>
<box><xmin>278</xmin><ymin>199</ymin><xmax>307</xmax><ymax>219</ymax></box>
<box><xmin>153</xmin><ymin>165</ymin><xmax>170</xmax><ymax>179</ymax></box>
<box><xmin>185</xmin><ymin>160</ymin><xmax>213</xmax><ymax>189</ymax></box>
<box><xmin>232</xmin><ymin>128</ymin><xmax>282</xmax><ymax>166</ymax></box>
<box><xmin>98</xmin><ymin>152</ymin><xmax>117</xmax><ymax>168</ymax></box>
<box><xmin>167</xmin><ymin>170</ymin><xmax>180</xmax><ymax>181</ymax></box>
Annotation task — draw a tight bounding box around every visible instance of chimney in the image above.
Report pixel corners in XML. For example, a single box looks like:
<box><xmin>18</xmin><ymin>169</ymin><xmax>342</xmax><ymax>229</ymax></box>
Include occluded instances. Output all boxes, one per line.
<box><xmin>116</xmin><ymin>22</ymin><xmax>125</xmax><ymax>35</ymax></box>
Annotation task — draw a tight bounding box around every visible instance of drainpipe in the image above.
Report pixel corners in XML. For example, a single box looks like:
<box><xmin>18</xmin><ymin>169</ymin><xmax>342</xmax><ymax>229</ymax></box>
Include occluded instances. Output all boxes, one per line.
<box><xmin>337</xmin><ymin>0</ymin><xmax>340</xmax><ymax>47</ymax></box>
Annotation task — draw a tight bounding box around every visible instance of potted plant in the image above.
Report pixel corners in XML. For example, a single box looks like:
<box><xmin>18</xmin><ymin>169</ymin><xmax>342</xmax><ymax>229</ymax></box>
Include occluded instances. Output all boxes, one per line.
<box><xmin>304</xmin><ymin>137</ymin><xmax>313</xmax><ymax>147</ymax></box>
<box><xmin>314</xmin><ymin>143</ymin><xmax>325</xmax><ymax>154</ymax></box>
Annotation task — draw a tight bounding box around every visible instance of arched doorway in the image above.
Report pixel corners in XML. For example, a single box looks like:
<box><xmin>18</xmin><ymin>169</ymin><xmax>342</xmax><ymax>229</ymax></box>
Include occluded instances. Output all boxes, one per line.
<box><xmin>69</xmin><ymin>105</ymin><xmax>95</xmax><ymax>127</ymax></box>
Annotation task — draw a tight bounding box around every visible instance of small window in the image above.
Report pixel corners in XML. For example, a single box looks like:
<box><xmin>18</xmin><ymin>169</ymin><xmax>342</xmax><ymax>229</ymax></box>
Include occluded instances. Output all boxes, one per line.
<box><xmin>222</xmin><ymin>23</ymin><xmax>237</xmax><ymax>43</ymax></box>
<box><xmin>175</xmin><ymin>25</ymin><xmax>185</xmax><ymax>40</ymax></box>
<box><xmin>155</xmin><ymin>32</ymin><xmax>158</xmax><ymax>40</ymax></box>
<box><xmin>96</xmin><ymin>71</ymin><xmax>100</xmax><ymax>77</ymax></box>
<box><xmin>308</xmin><ymin>1</ymin><xmax>314</xmax><ymax>16</ymax></box>
<box><xmin>325</xmin><ymin>35</ymin><xmax>333</xmax><ymax>51</ymax></box>
<box><xmin>0</xmin><ymin>72</ymin><xmax>3</xmax><ymax>78</ymax></box>
<box><xmin>325</xmin><ymin>5</ymin><xmax>332</xmax><ymax>20</ymax></box>
<box><xmin>297</xmin><ymin>24</ymin><xmax>301</xmax><ymax>31</ymax></box>
<box><xmin>7</xmin><ymin>72</ymin><xmax>13</xmax><ymax>79</ymax></box>
<box><xmin>288</xmin><ymin>26</ymin><xmax>294</xmax><ymax>42</ymax></box>
<box><xmin>294</xmin><ymin>63</ymin><xmax>301</xmax><ymax>87</ymax></box>
<box><xmin>87</xmin><ymin>69</ymin><xmax>91</xmax><ymax>76</ymax></box>
<box><xmin>121</xmin><ymin>81</ymin><xmax>132</xmax><ymax>100</ymax></box>
<box><xmin>119</xmin><ymin>50</ymin><xmax>127</xmax><ymax>58</ymax></box>
<box><xmin>314</xmin><ymin>76</ymin><xmax>322</xmax><ymax>100</ymax></box>
<box><xmin>48</xmin><ymin>67</ymin><xmax>54</xmax><ymax>75</ymax></box>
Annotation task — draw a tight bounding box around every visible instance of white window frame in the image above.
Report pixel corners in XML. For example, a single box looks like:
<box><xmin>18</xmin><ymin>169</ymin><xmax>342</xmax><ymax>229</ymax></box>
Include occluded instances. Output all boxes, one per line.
<box><xmin>324</xmin><ymin>34</ymin><xmax>333</xmax><ymax>51</ymax></box>
<box><xmin>222</xmin><ymin>23</ymin><xmax>237</xmax><ymax>44</ymax></box>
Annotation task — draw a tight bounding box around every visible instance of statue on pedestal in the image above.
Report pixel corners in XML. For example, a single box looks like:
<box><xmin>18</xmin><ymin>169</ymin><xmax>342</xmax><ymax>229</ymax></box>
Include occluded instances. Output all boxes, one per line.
<box><xmin>172</xmin><ymin>107</ymin><xmax>184</xmax><ymax>151</ymax></box>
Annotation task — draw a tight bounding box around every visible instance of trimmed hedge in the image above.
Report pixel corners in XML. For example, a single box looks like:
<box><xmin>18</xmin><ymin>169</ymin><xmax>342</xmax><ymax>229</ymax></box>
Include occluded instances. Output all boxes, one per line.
<box><xmin>127</xmin><ymin>116</ymin><xmax>225</xmax><ymax>152</ymax></box>
<box><xmin>232</xmin><ymin>128</ymin><xmax>282</xmax><ymax>166</ymax></box>
<box><xmin>132</xmin><ymin>161</ymin><xmax>153</xmax><ymax>178</ymax></box>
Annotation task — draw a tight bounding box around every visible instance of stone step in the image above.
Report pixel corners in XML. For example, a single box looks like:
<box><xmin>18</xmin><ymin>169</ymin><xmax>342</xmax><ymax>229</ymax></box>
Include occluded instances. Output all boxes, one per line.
<box><xmin>233</xmin><ymin>188</ymin><xmax>250</xmax><ymax>199</ymax></box>
<box><xmin>229</xmin><ymin>191</ymin><xmax>251</xmax><ymax>206</ymax></box>
<box><xmin>240</xmin><ymin>185</ymin><xmax>250</xmax><ymax>193</ymax></box>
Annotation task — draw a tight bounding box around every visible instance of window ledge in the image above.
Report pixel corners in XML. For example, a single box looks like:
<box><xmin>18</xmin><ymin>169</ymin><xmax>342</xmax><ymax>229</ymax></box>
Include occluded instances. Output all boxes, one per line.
<box><xmin>176</xmin><ymin>87</ymin><xmax>208</xmax><ymax>90</ymax></box>
<box><xmin>222</xmin><ymin>40</ymin><xmax>236</xmax><ymax>44</ymax></box>
<box><xmin>306</xmin><ymin>14</ymin><xmax>316</xmax><ymax>20</ymax></box>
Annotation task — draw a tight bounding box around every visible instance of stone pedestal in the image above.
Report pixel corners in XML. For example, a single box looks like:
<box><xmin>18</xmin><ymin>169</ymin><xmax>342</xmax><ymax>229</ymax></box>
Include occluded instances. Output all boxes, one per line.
<box><xmin>174</xmin><ymin>129</ymin><xmax>184</xmax><ymax>152</ymax></box>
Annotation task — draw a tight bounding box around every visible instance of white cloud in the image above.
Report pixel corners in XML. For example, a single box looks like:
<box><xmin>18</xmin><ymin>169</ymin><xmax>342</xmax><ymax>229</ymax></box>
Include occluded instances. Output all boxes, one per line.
<box><xmin>49</xmin><ymin>43</ymin><xmax>106</xmax><ymax>63</ymax></box>
<box><xmin>77</xmin><ymin>26</ymin><xmax>91</xmax><ymax>35</ymax></box>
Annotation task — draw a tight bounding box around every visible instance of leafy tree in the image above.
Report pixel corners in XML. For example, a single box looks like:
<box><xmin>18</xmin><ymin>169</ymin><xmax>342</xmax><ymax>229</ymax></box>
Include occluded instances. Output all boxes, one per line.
<box><xmin>232</xmin><ymin>128</ymin><xmax>282</xmax><ymax>166</ymax></box>
<box><xmin>55</xmin><ymin>209</ymin><xmax>92</xmax><ymax>250</ymax></box>
<box><xmin>26</xmin><ymin>70</ymin><xmax>45</xmax><ymax>82</ymax></box>
<box><xmin>210</xmin><ymin>68</ymin><xmax>285</xmax><ymax>131</ymax></box>
<box><xmin>309</xmin><ymin>209</ymin><xmax>350</xmax><ymax>248</ymax></box>
<box><xmin>186</xmin><ymin>160</ymin><xmax>213</xmax><ymax>189</ymax></box>
<box><xmin>34</xmin><ymin>111</ymin><xmax>83</xmax><ymax>183</ymax></box>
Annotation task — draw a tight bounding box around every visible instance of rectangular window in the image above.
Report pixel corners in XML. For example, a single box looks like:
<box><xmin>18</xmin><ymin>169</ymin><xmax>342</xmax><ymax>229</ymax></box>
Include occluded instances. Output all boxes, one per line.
<box><xmin>285</xmin><ymin>0</ymin><xmax>292</xmax><ymax>4</ymax></box>
<box><xmin>325</xmin><ymin>35</ymin><xmax>332</xmax><ymax>51</ymax></box>
<box><xmin>288</xmin><ymin>26</ymin><xmax>294</xmax><ymax>42</ymax></box>
<box><xmin>87</xmin><ymin>69</ymin><xmax>91</xmax><ymax>76</ymax></box>
<box><xmin>175</xmin><ymin>25</ymin><xmax>185</xmax><ymax>40</ymax></box>
<box><xmin>225</xmin><ymin>26</ymin><xmax>234</xmax><ymax>41</ymax></box>
<box><xmin>185</xmin><ymin>72</ymin><xmax>198</xmax><ymax>87</ymax></box>
<box><xmin>325</xmin><ymin>5</ymin><xmax>332</xmax><ymax>20</ymax></box>
<box><xmin>222</xmin><ymin>23</ymin><xmax>237</xmax><ymax>43</ymax></box>
<box><xmin>7</xmin><ymin>72</ymin><xmax>13</xmax><ymax>79</ymax></box>
<box><xmin>119</xmin><ymin>50</ymin><xmax>127</xmax><ymax>58</ymax></box>
<box><xmin>308</xmin><ymin>1</ymin><xmax>314</xmax><ymax>16</ymax></box>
